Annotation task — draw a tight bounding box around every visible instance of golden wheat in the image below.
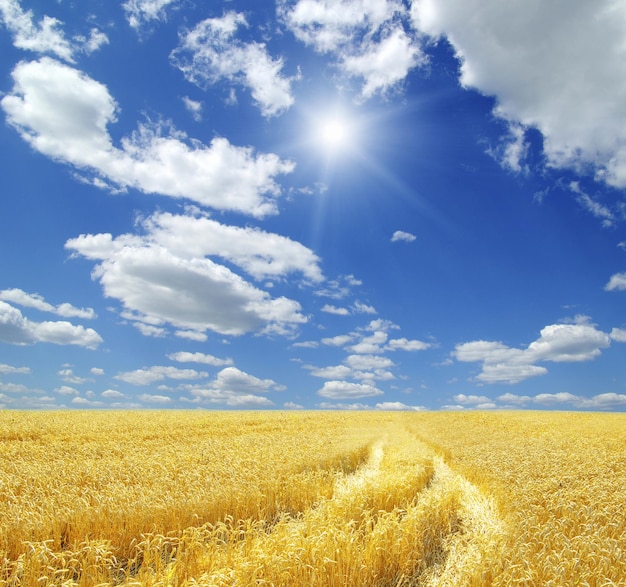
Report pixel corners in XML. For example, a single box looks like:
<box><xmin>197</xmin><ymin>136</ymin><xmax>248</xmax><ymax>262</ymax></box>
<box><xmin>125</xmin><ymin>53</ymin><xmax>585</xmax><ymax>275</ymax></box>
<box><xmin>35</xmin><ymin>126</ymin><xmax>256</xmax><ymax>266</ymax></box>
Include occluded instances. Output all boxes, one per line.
<box><xmin>0</xmin><ymin>410</ymin><xmax>624</xmax><ymax>586</ymax></box>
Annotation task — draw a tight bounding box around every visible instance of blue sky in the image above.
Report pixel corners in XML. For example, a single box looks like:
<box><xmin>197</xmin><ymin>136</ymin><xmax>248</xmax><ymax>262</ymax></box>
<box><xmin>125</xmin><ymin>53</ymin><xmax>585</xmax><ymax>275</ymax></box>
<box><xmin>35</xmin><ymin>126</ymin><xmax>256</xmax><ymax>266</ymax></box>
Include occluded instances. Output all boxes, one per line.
<box><xmin>1</xmin><ymin>0</ymin><xmax>626</xmax><ymax>410</ymax></box>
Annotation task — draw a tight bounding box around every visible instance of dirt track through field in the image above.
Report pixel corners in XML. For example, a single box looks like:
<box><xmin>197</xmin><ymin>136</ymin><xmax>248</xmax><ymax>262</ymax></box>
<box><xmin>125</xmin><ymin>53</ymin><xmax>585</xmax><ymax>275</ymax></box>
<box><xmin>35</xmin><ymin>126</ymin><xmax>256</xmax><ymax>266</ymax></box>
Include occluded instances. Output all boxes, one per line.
<box><xmin>330</xmin><ymin>435</ymin><xmax>507</xmax><ymax>586</ymax></box>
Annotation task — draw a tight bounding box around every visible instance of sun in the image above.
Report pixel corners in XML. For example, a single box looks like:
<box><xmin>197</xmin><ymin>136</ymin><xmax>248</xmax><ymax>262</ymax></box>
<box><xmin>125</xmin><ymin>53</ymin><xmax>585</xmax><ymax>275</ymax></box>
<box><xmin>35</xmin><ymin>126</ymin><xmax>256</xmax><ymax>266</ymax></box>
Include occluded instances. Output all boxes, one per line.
<box><xmin>309</xmin><ymin>107</ymin><xmax>358</xmax><ymax>154</ymax></box>
<box><xmin>318</xmin><ymin>117</ymin><xmax>350</xmax><ymax>149</ymax></box>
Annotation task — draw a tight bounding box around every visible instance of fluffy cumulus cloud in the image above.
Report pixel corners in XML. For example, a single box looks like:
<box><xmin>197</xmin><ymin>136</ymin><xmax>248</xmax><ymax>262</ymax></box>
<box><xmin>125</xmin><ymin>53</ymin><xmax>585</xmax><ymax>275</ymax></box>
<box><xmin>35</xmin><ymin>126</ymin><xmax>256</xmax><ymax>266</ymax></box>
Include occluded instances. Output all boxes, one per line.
<box><xmin>317</xmin><ymin>380</ymin><xmax>384</xmax><ymax>400</ymax></box>
<box><xmin>279</xmin><ymin>0</ymin><xmax>425</xmax><ymax>98</ymax></box>
<box><xmin>410</xmin><ymin>0</ymin><xmax>626</xmax><ymax>189</ymax></box>
<box><xmin>167</xmin><ymin>352</ymin><xmax>233</xmax><ymax>367</ymax></box>
<box><xmin>0</xmin><ymin>288</ymin><xmax>95</xmax><ymax>319</ymax></box>
<box><xmin>454</xmin><ymin>317</ymin><xmax>611</xmax><ymax>384</ymax></box>
<box><xmin>305</xmin><ymin>318</ymin><xmax>431</xmax><ymax>392</ymax></box>
<box><xmin>391</xmin><ymin>230</ymin><xmax>416</xmax><ymax>243</ymax></box>
<box><xmin>0</xmin><ymin>0</ymin><xmax>108</xmax><ymax>62</ymax></box>
<box><xmin>172</xmin><ymin>12</ymin><xmax>297</xmax><ymax>117</ymax></box>
<box><xmin>115</xmin><ymin>365</ymin><xmax>208</xmax><ymax>385</ymax></box>
<box><xmin>1</xmin><ymin>58</ymin><xmax>294</xmax><ymax>217</ymax></box>
<box><xmin>65</xmin><ymin>210</ymin><xmax>316</xmax><ymax>338</ymax></box>
<box><xmin>0</xmin><ymin>301</ymin><xmax>102</xmax><ymax>348</ymax></box>
<box><xmin>186</xmin><ymin>367</ymin><xmax>281</xmax><ymax>407</ymax></box>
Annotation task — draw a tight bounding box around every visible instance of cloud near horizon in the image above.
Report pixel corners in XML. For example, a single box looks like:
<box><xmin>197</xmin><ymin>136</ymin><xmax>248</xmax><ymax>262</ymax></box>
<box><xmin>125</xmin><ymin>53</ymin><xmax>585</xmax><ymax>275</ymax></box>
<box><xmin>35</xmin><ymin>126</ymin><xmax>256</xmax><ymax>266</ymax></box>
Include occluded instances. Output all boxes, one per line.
<box><xmin>454</xmin><ymin>317</ymin><xmax>612</xmax><ymax>384</ymax></box>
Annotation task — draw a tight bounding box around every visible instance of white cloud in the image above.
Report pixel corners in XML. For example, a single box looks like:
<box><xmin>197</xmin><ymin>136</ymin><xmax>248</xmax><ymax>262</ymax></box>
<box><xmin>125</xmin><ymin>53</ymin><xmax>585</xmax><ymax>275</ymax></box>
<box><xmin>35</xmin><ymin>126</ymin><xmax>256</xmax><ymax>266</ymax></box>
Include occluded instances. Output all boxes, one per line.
<box><xmin>0</xmin><ymin>363</ymin><xmax>30</xmax><ymax>375</ymax></box>
<box><xmin>342</xmin><ymin>28</ymin><xmax>424</xmax><ymax>99</ymax></box>
<box><xmin>321</xmin><ymin>334</ymin><xmax>354</xmax><ymax>347</ymax></box>
<box><xmin>102</xmin><ymin>389</ymin><xmax>124</xmax><ymax>398</ymax></box>
<box><xmin>167</xmin><ymin>352</ymin><xmax>233</xmax><ymax>366</ymax></box>
<box><xmin>0</xmin><ymin>288</ymin><xmax>95</xmax><ymax>319</ymax></box>
<box><xmin>71</xmin><ymin>396</ymin><xmax>104</xmax><ymax>407</ymax></box>
<box><xmin>317</xmin><ymin>380</ymin><xmax>384</xmax><ymax>399</ymax></box>
<box><xmin>322</xmin><ymin>304</ymin><xmax>350</xmax><ymax>316</ymax></box>
<box><xmin>66</xmin><ymin>218</ymin><xmax>309</xmax><ymax>338</ymax></box>
<box><xmin>352</xmin><ymin>301</ymin><xmax>376</xmax><ymax>314</ymax></box>
<box><xmin>130</xmin><ymin>211</ymin><xmax>323</xmax><ymax>283</ymax></box>
<box><xmin>139</xmin><ymin>393</ymin><xmax>172</xmax><ymax>403</ymax></box>
<box><xmin>171</xmin><ymin>12</ymin><xmax>297</xmax><ymax>117</ymax></box>
<box><xmin>500</xmin><ymin>391</ymin><xmax>626</xmax><ymax>410</ymax></box>
<box><xmin>58</xmin><ymin>369</ymin><xmax>87</xmax><ymax>386</ymax></box>
<box><xmin>210</xmin><ymin>367</ymin><xmax>281</xmax><ymax>394</ymax></box>
<box><xmin>280</xmin><ymin>0</ymin><xmax>403</xmax><ymax>52</ymax></box>
<box><xmin>453</xmin><ymin>394</ymin><xmax>491</xmax><ymax>405</ymax></box>
<box><xmin>375</xmin><ymin>401</ymin><xmax>425</xmax><ymax>411</ymax></box>
<box><xmin>0</xmin><ymin>0</ymin><xmax>109</xmax><ymax>61</ymax></box>
<box><xmin>0</xmin><ymin>301</ymin><xmax>102</xmax><ymax>349</ymax></box>
<box><xmin>174</xmin><ymin>330</ymin><xmax>207</xmax><ymax>342</ymax></box>
<box><xmin>307</xmin><ymin>364</ymin><xmax>353</xmax><ymax>379</ymax></box>
<box><xmin>391</xmin><ymin>230</ymin><xmax>416</xmax><ymax>243</ymax></box>
<box><xmin>454</xmin><ymin>317</ymin><xmax>611</xmax><ymax>384</ymax></box>
<box><xmin>496</xmin><ymin>392</ymin><xmax>532</xmax><ymax>406</ymax></box>
<box><xmin>315</xmin><ymin>275</ymin><xmax>362</xmax><ymax>299</ymax></box>
<box><xmin>55</xmin><ymin>385</ymin><xmax>79</xmax><ymax>396</ymax></box>
<box><xmin>344</xmin><ymin>354</ymin><xmax>394</xmax><ymax>371</ymax></box>
<box><xmin>90</xmin><ymin>368</ymin><xmax>104</xmax><ymax>376</ymax></box>
<box><xmin>280</xmin><ymin>0</ymin><xmax>424</xmax><ymax>98</ymax></box>
<box><xmin>2</xmin><ymin>58</ymin><xmax>295</xmax><ymax>218</ymax></box>
<box><xmin>569</xmin><ymin>182</ymin><xmax>615</xmax><ymax>228</ymax></box>
<box><xmin>0</xmin><ymin>0</ymin><xmax>71</xmax><ymax>61</ymax></box>
<box><xmin>347</xmin><ymin>330</ymin><xmax>388</xmax><ymax>354</ymax></box>
<box><xmin>189</xmin><ymin>389</ymin><xmax>275</xmax><ymax>407</ymax></box>
<box><xmin>411</xmin><ymin>0</ymin><xmax>626</xmax><ymax>189</ymax></box>
<box><xmin>186</xmin><ymin>367</ymin><xmax>280</xmax><ymax>407</ymax></box>
<box><xmin>115</xmin><ymin>366</ymin><xmax>208</xmax><ymax>386</ymax></box>
<box><xmin>182</xmin><ymin>96</ymin><xmax>202</xmax><ymax>121</ymax></box>
<box><xmin>386</xmin><ymin>337</ymin><xmax>431</xmax><ymax>351</ymax></box>
<box><xmin>123</xmin><ymin>0</ymin><xmax>179</xmax><ymax>30</ymax></box>
<box><xmin>610</xmin><ymin>328</ymin><xmax>626</xmax><ymax>343</ymax></box>
<box><xmin>317</xmin><ymin>402</ymin><xmax>371</xmax><ymax>410</ymax></box>
<box><xmin>605</xmin><ymin>272</ymin><xmax>626</xmax><ymax>291</ymax></box>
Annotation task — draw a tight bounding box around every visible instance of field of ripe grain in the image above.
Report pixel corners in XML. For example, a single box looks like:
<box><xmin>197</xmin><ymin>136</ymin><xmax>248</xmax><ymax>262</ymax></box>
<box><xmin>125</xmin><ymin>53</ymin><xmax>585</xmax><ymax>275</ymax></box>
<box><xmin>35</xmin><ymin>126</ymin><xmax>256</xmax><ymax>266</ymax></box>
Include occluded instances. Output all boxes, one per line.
<box><xmin>0</xmin><ymin>410</ymin><xmax>624</xmax><ymax>586</ymax></box>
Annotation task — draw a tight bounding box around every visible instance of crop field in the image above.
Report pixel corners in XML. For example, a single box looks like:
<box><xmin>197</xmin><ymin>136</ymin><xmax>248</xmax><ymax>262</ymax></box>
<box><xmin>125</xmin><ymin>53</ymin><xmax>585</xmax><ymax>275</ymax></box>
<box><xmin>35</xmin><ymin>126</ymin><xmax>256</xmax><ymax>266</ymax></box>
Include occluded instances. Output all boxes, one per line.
<box><xmin>0</xmin><ymin>411</ymin><xmax>625</xmax><ymax>586</ymax></box>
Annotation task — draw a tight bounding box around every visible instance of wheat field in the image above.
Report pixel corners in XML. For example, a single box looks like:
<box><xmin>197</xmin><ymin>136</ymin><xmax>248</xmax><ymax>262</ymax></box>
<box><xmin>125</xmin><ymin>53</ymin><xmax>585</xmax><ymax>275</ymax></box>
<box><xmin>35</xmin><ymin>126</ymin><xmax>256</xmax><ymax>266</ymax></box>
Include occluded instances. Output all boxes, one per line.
<box><xmin>0</xmin><ymin>410</ymin><xmax>624</xmax><ymax>586</ymax></box>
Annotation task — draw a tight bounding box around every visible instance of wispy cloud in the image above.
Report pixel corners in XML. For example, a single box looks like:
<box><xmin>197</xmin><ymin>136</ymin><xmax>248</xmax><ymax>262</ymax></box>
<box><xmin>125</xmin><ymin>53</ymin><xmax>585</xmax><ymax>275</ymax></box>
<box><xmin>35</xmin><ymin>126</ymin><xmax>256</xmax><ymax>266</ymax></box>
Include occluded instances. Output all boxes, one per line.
<box><xmin>171</xmin><ymin>12</ymin><xmax>298</xmax><ymax>117</ymax></box>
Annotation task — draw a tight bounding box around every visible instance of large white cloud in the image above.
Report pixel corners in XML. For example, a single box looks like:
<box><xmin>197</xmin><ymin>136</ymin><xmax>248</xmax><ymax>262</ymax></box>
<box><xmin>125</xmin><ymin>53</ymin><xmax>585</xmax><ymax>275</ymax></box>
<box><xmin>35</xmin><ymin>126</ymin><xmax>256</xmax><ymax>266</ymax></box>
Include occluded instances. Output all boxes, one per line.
<box><xmin>411</xmin><ymin>0</ymin><xmax>626</xmax><ymax>189</ymax></box>
<box><xmin>137</xmin><ymin>211</ymin><xmax>323</xmax><ymax>283</ymax></box>
<box><xmin>171</xmin><ymin>12</ymin><xmax>297</xmax><ymax>117</ymax></box>
<box><xmin>65</xmin><ymin>210</ymin><xmax>316</xmax><ymax>338</ymax></box>
<box><xmin>0</xmin><ymin>300</ymin><xmax>102</xmax><ymax>348</ymax></box>
<box><xmin>454</xmin><ymin>317</ymin><xmax>611</xmax><ymax>384</ymax></box>
<box><xmin>66</xmin><ymin>238</ymin><xmax>307</xmax><ymax>338</ymax></box>
<box><xmin>1</xmin><ymin>58</ymin><xmax>295</xmax><ymax>217</ymax></box>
